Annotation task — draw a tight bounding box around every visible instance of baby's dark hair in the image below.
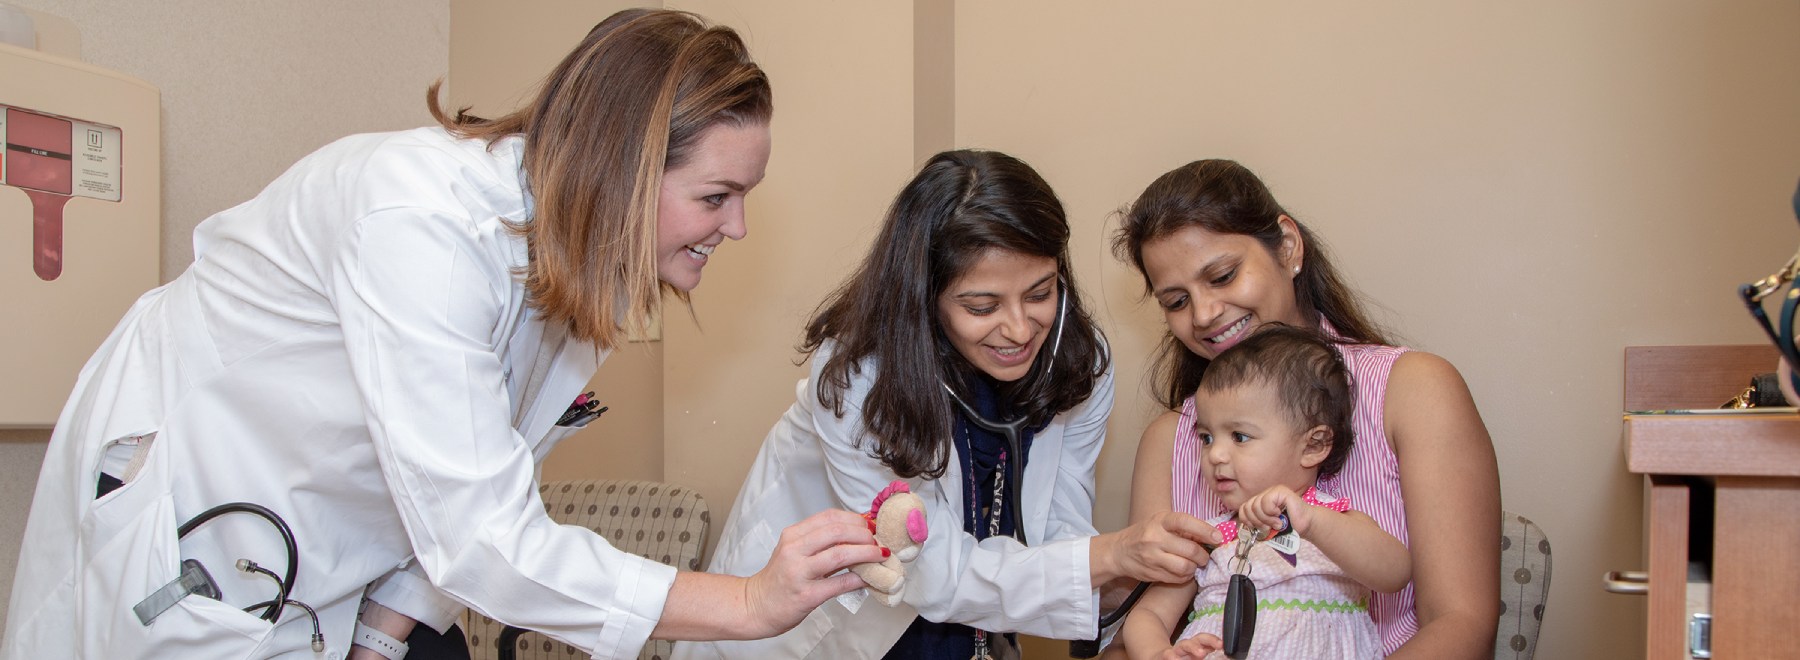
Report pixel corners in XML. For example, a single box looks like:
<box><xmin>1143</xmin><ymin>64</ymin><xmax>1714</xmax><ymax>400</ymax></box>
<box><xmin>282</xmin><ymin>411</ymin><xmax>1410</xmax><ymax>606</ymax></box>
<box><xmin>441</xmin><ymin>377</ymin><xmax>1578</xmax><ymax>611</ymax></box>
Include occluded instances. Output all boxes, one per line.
<box><xmin>1197</xmin><ymin>325</ymin><xmax>1355</xmax><ymax>477</ymax></box>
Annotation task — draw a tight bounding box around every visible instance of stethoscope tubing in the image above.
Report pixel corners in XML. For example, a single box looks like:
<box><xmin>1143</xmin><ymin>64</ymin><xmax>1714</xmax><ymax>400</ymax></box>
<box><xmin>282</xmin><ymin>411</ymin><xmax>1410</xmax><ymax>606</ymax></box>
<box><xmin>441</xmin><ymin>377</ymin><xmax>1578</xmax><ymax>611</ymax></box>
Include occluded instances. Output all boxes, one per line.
<box><xmin>177</xmin><ymin>501</ymin><xmax>299</xmax><ymax>623</ymax></box>
<box><xmin>945</xmin><ymin>393</ymin><xmax>1029</xmax><ymax>545</ymax></box>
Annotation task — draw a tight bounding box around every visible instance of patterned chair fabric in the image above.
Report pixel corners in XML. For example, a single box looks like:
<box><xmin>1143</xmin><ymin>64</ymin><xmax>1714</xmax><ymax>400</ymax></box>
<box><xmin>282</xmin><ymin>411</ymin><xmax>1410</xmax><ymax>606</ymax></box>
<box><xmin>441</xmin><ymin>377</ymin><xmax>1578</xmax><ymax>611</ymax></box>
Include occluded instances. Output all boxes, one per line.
<box><xmin>463</xmin><ymin>479</ymin><xmax>711</xmax><ymax>660</ymax></box>
<box><xmin>1494</xmin><ymin>510</ymin><xmax>1551</xmax><ymax>660</ymax></box>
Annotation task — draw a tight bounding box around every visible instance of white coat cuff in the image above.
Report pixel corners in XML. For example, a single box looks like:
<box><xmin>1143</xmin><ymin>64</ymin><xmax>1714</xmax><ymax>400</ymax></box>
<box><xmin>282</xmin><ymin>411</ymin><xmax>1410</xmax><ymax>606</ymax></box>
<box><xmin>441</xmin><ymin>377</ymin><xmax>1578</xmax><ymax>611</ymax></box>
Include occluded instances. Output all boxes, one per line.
<box><xmin>1062</xmin><ymin>537</ymin><xmax>1100</xmax><ymax>637</ymax></box>
<box><xmin>592</xmin><ymin>555</ymin><xmax>678</xmax><ymax>659</ymax></box>
<box><xmin>368</xmin><ymin>564</ymin><xmax>465</xmax><ymax>633</ymax></box>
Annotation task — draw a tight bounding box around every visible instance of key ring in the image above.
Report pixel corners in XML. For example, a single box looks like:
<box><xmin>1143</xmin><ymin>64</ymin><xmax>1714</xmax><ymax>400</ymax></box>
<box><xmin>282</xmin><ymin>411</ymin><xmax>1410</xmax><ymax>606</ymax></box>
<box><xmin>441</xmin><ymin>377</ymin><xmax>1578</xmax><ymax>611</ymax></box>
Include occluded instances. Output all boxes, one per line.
<box><xmin>1228</xmin><ymin>531</ymin><xmax>1257</xmax><ymax>577</ymax></box>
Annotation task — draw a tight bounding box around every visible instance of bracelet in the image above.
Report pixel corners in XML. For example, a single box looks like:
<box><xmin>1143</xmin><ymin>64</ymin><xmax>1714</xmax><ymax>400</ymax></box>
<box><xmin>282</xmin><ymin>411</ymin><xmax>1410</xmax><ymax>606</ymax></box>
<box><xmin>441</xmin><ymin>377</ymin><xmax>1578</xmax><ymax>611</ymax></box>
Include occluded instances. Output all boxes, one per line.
<box><xmin>353</xmin><ymin>621</ymin><xmax>410</xmax><ymax>660</ymax></box>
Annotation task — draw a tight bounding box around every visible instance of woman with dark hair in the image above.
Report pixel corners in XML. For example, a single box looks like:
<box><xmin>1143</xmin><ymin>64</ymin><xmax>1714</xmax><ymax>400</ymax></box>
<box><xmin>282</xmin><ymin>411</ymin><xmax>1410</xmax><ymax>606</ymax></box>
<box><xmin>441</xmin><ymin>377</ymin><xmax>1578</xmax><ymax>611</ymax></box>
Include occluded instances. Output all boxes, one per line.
<box><xmin>1109</xmin><ymin>159</ymin><xmax>1501</xmax><ymax>658</ymax></box>
<box><xmin>681</xmin><ymin>150</ymin><xmax>1220</xmax><ymax>659</ymax></box>
<box><xmin>3</xmin><ymin>10</ymin><xmax>880</xmax><ymax>660</ymax></box>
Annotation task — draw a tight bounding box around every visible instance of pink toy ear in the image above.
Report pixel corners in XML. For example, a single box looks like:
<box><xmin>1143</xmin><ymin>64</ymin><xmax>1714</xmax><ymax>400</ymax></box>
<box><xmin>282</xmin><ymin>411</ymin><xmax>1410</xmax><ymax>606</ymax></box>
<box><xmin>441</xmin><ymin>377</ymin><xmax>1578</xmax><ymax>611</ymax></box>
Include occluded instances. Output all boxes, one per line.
<box><xmin>906</xmin><ymin>510</ymin><xmax>928</xmax><ymax>544</ymax></box>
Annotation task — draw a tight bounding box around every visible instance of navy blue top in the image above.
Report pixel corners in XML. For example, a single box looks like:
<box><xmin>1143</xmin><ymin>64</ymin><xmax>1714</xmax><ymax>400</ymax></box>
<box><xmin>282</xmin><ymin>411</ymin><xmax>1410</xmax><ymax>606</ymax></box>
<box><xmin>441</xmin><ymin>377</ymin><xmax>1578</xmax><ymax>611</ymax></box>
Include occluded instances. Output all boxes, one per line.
<box><xmin>882</xmin><ymin>377</ymin><xmax>1041</xmax><ymax>660</ymax></box>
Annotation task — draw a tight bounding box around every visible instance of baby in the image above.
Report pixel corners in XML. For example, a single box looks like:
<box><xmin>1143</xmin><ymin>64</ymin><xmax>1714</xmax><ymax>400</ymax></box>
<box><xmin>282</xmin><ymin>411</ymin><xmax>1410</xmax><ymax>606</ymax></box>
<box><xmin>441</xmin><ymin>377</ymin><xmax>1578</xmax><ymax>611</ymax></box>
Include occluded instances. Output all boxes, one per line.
<box><xmin>1121</xmin><ymin>326</ymin><xmax>1410</xmax><ymax>659</ymax></box>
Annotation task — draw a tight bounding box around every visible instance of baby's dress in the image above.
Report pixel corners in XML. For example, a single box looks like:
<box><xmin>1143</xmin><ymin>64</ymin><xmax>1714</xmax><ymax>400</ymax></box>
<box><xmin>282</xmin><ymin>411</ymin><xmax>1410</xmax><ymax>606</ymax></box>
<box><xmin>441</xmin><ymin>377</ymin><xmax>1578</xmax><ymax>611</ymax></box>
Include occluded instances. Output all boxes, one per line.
<box><xmin>1179</xmin><ymin>488</ymin><xmax>1384</xmax><ymax>659</ymax></box>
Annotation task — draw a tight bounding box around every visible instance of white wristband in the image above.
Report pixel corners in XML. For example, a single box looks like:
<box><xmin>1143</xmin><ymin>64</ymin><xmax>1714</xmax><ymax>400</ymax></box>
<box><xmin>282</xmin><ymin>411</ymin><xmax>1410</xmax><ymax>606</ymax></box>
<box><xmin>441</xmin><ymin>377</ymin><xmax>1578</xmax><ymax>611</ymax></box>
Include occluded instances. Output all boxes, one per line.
<box><xmin>353</xmin><ymin>621</ymin><xmax>410</xmax><ymax>660</ymax></box>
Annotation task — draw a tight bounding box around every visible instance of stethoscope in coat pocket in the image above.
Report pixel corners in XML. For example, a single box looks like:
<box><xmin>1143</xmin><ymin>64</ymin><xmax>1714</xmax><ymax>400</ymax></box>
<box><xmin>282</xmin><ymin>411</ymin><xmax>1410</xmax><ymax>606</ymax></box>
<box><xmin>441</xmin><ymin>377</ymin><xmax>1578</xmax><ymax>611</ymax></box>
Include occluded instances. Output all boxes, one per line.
<box><xmin>131</xmin><ymin>501</ymin><xmax>326</xmax><ymax>652</ymax></box>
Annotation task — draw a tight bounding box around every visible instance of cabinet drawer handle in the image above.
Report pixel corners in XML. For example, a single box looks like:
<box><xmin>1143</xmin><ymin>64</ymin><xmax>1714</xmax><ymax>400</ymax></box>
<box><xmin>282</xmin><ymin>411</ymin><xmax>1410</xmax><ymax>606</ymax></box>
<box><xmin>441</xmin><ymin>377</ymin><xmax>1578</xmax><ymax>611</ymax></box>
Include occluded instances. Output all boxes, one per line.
<box><xmin>1603</xmin><ymin>570</ymin><xmax>1649</xmax><ymax>595</ymax></box>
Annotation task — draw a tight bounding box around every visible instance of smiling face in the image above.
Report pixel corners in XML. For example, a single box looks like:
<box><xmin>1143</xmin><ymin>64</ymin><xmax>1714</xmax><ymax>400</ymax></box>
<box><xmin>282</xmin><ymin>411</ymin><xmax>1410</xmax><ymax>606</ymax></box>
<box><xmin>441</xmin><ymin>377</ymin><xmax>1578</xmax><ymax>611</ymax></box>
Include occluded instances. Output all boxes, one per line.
<box><xmin>1193</xmin><ymin>378</ymin><xmax>1330</xmax><ymax>510</ymax></box>
<box><xmin>936</xmin><ymin>249</ymin><xmax>1061</xmax><ymax>382</ymax></box>
<box><xmin>1140</xmin><ymin>218</ymin><xmax>1309</xmax><ymax>361</ymax></box>
<box><xmin>655</xmin><ymin>121</ymin><xmax>772</xmax><ymax>292</ymax></box>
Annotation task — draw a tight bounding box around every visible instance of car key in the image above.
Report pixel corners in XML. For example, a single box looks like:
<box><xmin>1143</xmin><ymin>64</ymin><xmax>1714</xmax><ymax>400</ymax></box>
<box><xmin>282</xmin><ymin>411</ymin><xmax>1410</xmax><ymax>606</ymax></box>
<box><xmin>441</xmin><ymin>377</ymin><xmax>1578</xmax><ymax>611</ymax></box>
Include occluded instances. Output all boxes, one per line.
<box><xmin>1221</xmin><ymin>573</ymin><xmax>1256</xmax><ymax>658</ymax></box>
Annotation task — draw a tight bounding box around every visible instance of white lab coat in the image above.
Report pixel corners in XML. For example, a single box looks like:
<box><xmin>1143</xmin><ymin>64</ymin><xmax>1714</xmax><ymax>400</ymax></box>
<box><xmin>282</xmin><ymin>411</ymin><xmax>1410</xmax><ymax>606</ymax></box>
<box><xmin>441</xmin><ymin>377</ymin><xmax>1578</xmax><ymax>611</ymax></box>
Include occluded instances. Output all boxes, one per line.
<box><xmin>674</xmin><ymin>341</ymin><xmax>1114</xmax><ymax>659</ymax></box>
<box><xmin>2</xmin><ymin>127</ymin><xmax>675</xmax><ymax>659</ymax></box>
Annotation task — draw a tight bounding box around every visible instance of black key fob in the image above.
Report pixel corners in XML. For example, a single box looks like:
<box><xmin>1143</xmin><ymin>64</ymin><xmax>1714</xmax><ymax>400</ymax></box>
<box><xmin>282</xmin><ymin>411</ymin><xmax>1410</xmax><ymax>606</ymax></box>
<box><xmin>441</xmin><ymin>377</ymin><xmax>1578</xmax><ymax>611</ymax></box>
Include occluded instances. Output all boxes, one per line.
<box><xmin>1221</xmin><ymin>573</ymin><xmax>1256</xmax><ymax>659</ymax></box>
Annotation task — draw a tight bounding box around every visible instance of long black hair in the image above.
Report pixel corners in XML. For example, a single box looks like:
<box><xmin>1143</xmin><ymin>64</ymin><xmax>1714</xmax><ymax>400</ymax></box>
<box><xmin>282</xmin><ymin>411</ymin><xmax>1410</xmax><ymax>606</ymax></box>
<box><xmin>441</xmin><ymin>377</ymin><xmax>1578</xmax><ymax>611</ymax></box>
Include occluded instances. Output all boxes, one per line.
<box><xmin>803</xmin><ymin>150</ymin><xmax>1109</xmax><ymax>479</ymax></box>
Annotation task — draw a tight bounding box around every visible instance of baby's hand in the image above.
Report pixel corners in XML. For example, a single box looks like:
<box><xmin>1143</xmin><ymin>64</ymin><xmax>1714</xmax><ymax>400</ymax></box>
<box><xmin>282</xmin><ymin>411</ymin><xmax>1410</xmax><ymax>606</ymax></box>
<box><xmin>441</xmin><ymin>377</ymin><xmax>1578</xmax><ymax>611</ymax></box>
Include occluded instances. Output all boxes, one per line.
<box><xmin>1238</xmin><ymin>485</ymin><xmax>1306</xmax><ymax>537</ymax></box>
<box><xmin>1160</xmin><ymin>633</ymin><xmax>1223</xmax><ymax>659</ymax></box>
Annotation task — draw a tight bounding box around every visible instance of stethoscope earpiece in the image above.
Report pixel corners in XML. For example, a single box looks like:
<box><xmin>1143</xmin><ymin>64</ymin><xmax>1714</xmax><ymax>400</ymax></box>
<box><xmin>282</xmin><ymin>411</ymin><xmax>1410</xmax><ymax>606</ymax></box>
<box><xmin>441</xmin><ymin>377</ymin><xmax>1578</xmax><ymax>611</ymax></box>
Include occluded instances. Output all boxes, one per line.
<box><xmin>162</xmin><ymin>502</ymin><xmax>323</xmax><ymax>650</ymax></box>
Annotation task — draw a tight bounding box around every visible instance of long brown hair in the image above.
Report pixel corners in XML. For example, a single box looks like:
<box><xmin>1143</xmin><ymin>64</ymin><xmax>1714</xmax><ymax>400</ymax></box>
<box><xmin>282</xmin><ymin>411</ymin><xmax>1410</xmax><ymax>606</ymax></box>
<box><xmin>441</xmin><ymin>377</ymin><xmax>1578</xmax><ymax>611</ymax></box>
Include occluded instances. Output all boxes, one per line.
<box><xmin>805</xmin><ymin>150</ymin><xmax>1109</xmax><ymax>479</ymax></box>
<box><xmin>427</xmin><ymin>9</ymin><xmax>771</xmax><ymax>349</ymax></box>
<box><xmin>1113</xmin><ymin>159</ymin><xmax>1390</xmax><ymax>409</ymax></box>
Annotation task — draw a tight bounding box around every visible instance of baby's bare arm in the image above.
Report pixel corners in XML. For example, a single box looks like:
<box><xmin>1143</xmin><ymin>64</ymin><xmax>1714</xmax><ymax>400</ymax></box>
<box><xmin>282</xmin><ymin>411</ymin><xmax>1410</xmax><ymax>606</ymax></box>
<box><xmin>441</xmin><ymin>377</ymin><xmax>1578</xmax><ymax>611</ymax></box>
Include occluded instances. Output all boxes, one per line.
<box><xmin>1118</xmin><ymin>579</ymin><xmax>1199</xmax><ymax>660</ymax></box>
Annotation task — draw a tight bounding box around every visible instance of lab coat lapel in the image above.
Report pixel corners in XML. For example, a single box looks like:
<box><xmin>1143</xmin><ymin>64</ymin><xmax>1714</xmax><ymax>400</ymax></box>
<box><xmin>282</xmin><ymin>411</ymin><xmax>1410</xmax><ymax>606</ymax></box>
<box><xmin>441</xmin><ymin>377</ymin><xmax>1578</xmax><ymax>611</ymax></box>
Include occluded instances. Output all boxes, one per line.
<box><xmin>938</xmin><ymin>432</ymin><xmax>966</xmax><ymax>535</ymax></box>
<box><xmin>498</xmin><ymin>310</ymin><xmax>542</xmax><ymax>423</ymax></box>
<box><xmin>1023</xmin><ymin>418</ymin><xmax>1063</xmax><ymax>543</ymax></box>
<box><xmin>517</xmin><ymin>336</ymin><xmax>604</xmax><ymax>456</ymax></box>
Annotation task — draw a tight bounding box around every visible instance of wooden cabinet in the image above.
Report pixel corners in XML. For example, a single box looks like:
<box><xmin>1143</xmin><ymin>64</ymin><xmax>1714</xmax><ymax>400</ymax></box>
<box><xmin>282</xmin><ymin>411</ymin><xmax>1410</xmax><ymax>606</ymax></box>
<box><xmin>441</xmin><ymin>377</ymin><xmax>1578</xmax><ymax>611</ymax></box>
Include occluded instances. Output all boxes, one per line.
<box><xmin>1621</xmin><ymin>345</ymin><xmax>1796</xmax><ymax>658</ymax></box>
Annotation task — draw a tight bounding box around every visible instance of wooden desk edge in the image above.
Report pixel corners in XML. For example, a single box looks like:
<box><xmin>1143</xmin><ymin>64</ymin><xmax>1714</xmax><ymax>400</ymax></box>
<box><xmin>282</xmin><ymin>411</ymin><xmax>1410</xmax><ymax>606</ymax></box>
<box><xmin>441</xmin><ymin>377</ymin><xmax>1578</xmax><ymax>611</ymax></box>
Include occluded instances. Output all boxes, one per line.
<box><xmin>1624</xmin><ymin>414</ymin><xmax>1800</xmax><ymax>477</ymax></box>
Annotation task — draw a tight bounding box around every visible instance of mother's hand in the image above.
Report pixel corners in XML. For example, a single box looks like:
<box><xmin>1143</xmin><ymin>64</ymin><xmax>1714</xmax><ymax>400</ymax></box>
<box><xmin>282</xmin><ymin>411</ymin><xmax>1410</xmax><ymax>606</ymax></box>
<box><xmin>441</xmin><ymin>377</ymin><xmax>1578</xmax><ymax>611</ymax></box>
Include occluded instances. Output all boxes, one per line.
<box><xmin>1090</xmin><ymin>510</ymin><xmax>1221</xmax><ymax>587</ymax></box>
<box><xmin>740</xmin><ymin>509</ymin><xmax>885</xmax><ymax>638</ymax></box>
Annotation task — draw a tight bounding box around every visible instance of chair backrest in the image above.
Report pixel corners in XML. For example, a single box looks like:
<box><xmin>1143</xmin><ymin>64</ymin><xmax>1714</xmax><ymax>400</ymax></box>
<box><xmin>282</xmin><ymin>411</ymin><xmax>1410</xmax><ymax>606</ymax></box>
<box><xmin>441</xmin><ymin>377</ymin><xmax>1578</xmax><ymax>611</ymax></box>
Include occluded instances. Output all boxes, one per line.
<box><xmin>464</xmin><ymin>479</ymin><xmax>711</xmax><ymax>660</ymax></box>
<box><xmin>1495</xmin><ymin>510</ymin><xmax>1551</xmax><ymax>660</ymax></box>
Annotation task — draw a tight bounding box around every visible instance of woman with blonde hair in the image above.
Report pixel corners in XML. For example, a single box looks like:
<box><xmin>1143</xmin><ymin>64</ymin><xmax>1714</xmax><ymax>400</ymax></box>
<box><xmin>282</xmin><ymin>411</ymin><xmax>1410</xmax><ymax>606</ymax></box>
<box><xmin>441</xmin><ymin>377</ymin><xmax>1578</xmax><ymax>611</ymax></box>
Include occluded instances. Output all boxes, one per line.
<box><xmin>3</xmin><ymin>10</ymin><xmax>880</xmax><ymax>660</ymax></box>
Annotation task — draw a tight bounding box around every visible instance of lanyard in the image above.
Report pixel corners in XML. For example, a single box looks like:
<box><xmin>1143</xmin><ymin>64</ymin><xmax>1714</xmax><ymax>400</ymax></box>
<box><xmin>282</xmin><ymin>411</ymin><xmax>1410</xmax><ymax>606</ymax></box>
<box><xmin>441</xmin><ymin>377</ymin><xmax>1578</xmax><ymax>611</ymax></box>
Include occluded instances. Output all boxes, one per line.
<box><xmin>966</xmin><ymin>425</ymin><xmax>1008</xmax><ymax>660</ymax></box>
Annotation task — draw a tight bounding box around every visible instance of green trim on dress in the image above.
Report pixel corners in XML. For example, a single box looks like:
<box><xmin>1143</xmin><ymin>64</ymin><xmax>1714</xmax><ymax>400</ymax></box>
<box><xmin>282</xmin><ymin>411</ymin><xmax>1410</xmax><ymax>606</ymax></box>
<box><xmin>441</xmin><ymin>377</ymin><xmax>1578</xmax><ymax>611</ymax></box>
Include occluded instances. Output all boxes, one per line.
<box><xmin>1188</xmin><ymin>598</ymin><xmax>1370</xmax><ymax>621</ymax></box>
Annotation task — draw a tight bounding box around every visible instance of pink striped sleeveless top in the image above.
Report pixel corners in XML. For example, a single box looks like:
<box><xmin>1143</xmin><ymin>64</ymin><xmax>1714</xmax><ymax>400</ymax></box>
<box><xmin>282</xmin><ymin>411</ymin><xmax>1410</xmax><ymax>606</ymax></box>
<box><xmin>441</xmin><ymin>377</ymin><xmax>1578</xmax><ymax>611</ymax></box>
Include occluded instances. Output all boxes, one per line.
<box><xmin>1171</xmin><ymin>341</ymin><xmax>1417</xmax><ymax>653</ymax></box>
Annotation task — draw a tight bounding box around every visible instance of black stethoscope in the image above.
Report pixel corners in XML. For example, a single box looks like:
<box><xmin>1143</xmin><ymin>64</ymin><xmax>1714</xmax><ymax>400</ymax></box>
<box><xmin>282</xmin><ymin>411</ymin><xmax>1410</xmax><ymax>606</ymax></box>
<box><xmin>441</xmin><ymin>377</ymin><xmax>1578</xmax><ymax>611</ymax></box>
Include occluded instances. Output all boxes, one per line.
<box><xmin>135</xmin><ymin>502</ymin><xmax>325</xmax><ymax>652</ymax></box>
<box><xmin>936</xmin><ymin>285</ymin><xmax>1153</xmax><ymax>657</ymax></box>
<box><xmin>939</xmin><ymin>280</ymin><xmax>1068</xmax><ymax>544</ymax></box>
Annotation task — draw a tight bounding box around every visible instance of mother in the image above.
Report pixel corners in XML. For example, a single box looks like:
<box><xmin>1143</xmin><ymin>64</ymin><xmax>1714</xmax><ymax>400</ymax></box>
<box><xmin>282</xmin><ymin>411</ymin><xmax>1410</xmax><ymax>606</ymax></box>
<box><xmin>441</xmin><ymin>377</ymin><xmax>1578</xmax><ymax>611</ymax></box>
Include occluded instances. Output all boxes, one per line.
<box><xmin>1111</xmin><ymin>160</ymin><xmax>1501</xmax><ymax>657</ymax></box>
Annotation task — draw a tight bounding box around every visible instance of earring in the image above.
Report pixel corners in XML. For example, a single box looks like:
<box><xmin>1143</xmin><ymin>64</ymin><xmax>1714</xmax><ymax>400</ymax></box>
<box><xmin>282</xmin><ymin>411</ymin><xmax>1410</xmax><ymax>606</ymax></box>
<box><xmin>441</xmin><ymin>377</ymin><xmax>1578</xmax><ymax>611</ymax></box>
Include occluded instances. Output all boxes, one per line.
<box><xmin>1292</xmin><ymin>266</ymin><xmax>1301</xmax><ymax>275</ymax></box>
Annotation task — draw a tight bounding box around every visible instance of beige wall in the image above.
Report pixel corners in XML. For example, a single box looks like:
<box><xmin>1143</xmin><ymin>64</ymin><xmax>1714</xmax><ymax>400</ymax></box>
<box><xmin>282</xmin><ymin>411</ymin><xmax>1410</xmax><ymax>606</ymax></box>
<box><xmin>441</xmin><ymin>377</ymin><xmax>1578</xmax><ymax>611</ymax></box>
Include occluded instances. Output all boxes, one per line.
<box><xmin>0</xmin><ymin>0</ymin><xmax>448</xmax><ymax>634</ymax></box>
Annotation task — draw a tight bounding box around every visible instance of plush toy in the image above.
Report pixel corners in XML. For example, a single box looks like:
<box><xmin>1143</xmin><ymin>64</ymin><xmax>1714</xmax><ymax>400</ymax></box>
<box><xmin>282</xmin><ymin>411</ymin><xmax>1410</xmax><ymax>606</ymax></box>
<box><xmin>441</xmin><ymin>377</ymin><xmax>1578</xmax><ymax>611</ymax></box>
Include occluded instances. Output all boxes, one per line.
<box><xmin>850</xmin><ymin>480</ymin><xmax>929</xmax><ymax>606</ymax></box>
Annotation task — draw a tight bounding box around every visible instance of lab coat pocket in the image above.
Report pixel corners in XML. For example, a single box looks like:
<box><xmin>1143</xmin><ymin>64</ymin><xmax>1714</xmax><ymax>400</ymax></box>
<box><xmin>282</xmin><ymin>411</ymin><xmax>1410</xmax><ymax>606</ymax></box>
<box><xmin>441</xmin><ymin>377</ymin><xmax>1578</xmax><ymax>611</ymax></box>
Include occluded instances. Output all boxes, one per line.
<box><xmin>532</xmin><ymin>423</ymin><xmax>586</xmax><ymax>463</ymax></box>
<box><xmin>93</xmin><ymin>431</ymin><xmax>156</xmax><ymax>500</ymax></box>
<box><xmin>77</xmin><ymin>432</ymin><xmax>275</xmax><ymax>657</ymax></box>
<box><xmin>721</xmin><ymin>520</ymin><xmax>779</xmax><ymax>576</ymax></box>
<box><xmin>746</xmin><ymin>521</ymin><xmax>836</xmax><ymax>652</ymax></box>
<box><xmin>735</xmin><ymin>518</ymin><xmax>837</xmax><ymax>657</ymax></box>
